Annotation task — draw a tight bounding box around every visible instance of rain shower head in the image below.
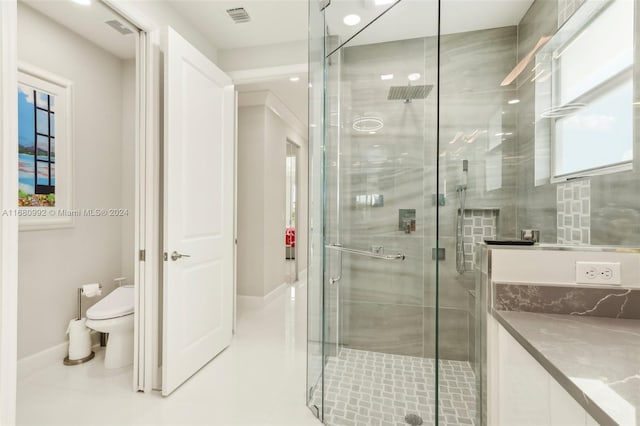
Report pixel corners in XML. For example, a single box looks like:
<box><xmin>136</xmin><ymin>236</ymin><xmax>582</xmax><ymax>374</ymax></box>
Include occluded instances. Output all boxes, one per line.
<box><xmin>387</xmin><ymin>85</ymin><xmax>433</xmax><ymax>102</ymax></box>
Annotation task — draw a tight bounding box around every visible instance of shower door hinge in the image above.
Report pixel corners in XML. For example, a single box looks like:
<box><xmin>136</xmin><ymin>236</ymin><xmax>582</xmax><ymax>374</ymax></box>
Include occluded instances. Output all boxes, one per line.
<box><xmin>139</xmin><ymin>250</ymin><xmax>146</xmax><ymax>261</ymax></box>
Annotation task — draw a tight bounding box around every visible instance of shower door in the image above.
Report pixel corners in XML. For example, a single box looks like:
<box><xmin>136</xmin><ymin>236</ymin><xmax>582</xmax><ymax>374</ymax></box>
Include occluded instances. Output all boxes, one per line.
<box><xmin>308</xmin><ymin>0</ymin><xmax>485</xmax><ymax>424</ymax></box>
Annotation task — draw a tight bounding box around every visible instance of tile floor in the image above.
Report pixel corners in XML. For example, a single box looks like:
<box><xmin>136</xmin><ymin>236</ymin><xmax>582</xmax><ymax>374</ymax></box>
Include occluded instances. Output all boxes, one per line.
<box><xmin>17</xmin><ymin>278</ymin><xmax>318</xmax><ymax>426</ymax></box>
<box><xmin>17</xmin><ymin>276</ymin><xmax>477</xmax><ymax>426</ymax></box>
<box><xmin>312</xmin><ymin>349</ymin><xmax>477</xmax><ymax>426</ymax></box>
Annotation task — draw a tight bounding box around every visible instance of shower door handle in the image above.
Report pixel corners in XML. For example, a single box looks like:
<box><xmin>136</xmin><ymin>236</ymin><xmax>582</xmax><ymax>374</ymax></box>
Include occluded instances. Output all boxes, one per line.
<box><xmin>328</xmin><ymin>243</ymin><xmax>342</xmax><ymax>285</ymax></box>
<box><xmin>326</xmin><ymin>244</ymin><xmax>406</xmax><ymax>261</ymax></box>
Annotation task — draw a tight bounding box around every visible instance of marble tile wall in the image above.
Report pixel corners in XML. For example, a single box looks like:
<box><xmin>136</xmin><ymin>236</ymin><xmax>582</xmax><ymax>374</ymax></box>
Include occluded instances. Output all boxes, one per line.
<box><xmin>336</xmin><ymin>26</ymin><xmax>517</xmax><ymax>362</ymax></box>
<box><xmin>332</xmin><ymin>0</ymin><xmax>639</xmax><ymax>366</ymax></box>
<box><xmin>557</xmin><ymin>0</ymin><xmax>585</xmax><ymax>27</ymax></box>
<box><xmin>556</xmin><ymin>180</ymin><xmax>590</xmax><ymax>245</ymax></box>
<box><xmin>515</xmin><ymin>0</ymin><xmax>560</xmax><ymax>245</ymax></box>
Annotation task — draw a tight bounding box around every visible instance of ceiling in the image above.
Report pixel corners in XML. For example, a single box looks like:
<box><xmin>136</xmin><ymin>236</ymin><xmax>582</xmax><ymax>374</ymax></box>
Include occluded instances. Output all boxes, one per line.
<box><xmin>166</xmin><ymin>0</ymin><xmax>309</xmax><ymax>50</ymax></box>
<box><xmin>21</xmin><ymin>0</ymin><xmax>137</xmax><ymax>59</ymax></box>
<box><xmin>237</xmin><ymin>75</ymin><xmax>309</xmax><ymax>126</ymax></box>
<box><xmin>19</xmin><ymin>0</ymin><xmax>535</xmax><ymax>60</ymax></box>
<box><xmin>166</xmin><ymin>0</ymin><xmax>534</xmax><ymax>51</ymax></box>
<box><xmin>324</xmin><ymin>0</ymin><xmax>534</xmax><ymax>49</ymax></box>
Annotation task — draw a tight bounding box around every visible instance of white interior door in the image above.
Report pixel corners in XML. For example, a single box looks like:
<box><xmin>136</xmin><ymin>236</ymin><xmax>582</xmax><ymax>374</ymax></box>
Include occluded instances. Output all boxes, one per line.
<box><xmin>162</xmin><ymin>27</ymin><xmax>234</xmax><ymax>396</ymax></box>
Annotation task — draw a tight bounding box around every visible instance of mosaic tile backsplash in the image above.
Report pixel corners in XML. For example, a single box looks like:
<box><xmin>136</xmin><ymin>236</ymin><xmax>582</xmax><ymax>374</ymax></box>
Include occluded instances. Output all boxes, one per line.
<box><xmin>557</xmin><ymin>180</ymin><xmax>591</xmax><ymax>245</ymax></box>
<box><xmin>462</xmin><ymin>209</ymin><xmax>498</xmax><ymax>271</ymax></box>
<box><xmin>494</xmin><ymin>283</ymin><xmax>640</xmax><ymax>320</ymax></box>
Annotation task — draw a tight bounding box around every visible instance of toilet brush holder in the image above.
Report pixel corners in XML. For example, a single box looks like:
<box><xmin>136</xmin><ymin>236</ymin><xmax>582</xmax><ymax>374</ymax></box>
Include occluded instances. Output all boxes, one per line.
<box><xmin>63</xmin><ymin>285</ymin><xmax>101</xmax><ymax>366</ymax></box>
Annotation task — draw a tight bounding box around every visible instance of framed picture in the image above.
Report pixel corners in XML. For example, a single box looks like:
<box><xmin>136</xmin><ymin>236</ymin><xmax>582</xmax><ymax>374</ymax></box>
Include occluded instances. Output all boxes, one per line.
<box><xmin>18</xmin><ymin>63</ymin><xmax>74</xmax><ymax>230</ymax></box>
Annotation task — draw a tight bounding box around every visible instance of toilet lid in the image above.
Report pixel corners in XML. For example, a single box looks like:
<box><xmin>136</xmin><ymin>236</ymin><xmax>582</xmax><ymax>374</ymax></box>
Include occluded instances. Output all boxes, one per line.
<box><xmin>86</xmin><ymin>286</ymin><xmax>134</xmax><ymax>320</ymax></box>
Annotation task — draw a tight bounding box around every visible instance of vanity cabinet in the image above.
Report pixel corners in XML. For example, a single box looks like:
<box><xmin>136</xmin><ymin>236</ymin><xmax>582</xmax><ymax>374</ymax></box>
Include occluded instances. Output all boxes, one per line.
<box><xmin>490</xmin><ymin>319</ymin><xmax>598</xmax><ymax>425</ymax></box>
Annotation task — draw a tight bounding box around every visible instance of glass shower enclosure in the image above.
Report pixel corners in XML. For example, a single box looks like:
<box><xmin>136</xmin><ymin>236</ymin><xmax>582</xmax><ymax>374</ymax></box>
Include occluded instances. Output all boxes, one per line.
<box><xmin>307</xmin><ymin>0</ymin><xmax>483</xmax><ymax>424</ymax></box>
<box><xmin>308</xmin><ymin>0</ymin><xmax>639</xmax><ymax>424</ymax></box>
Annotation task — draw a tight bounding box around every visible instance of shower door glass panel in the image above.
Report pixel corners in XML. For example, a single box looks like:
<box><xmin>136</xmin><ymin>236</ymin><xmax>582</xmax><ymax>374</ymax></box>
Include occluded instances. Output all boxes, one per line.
<box><xmin>306</xmin><ymin>0</ymin><xmax>326</xmax><ymax>418</ymax></box>
<box><xmin>313</xmin><ymin>1</ymin><xmax>447</xmax><ymax>424</ymax></box>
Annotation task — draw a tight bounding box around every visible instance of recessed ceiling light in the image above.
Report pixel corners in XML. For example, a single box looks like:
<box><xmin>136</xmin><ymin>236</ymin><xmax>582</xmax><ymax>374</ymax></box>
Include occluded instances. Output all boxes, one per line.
<box><xmin>353</xmin><ymin>116</ymin><xmax>383</xmax><ymax>132</ymax></box>
<box><xmin>289</xmin><ymin>76</ymin><xmax>300</xmax><ymax>82</ymax></box>
<box><xmin>508</xmin><ymin>99</ymin><xmax>520</xmax><ymax>105</ymax></box>
<box><xmin>369</xmin><ymin>131</ymin><xmax>377</xmax><ymax>135</ymax></box>
<box><xmin>408</xmin><ymin>73</ymin><xmax>421</xmax><ymax>81</ymax></box>
<box><xmin>71</xmin><ymin>0</ymin><xmax>91</xmax><ymax>5</ymax></box>
<box><xmin>343</xmin><ymin>14</ymin><xmax>361</xmax><ymax>26</ymax></box>
<box><xmin>380</xmin><ymin>74</ymin><xmax>394</xmax><ymax>81</ymax></box>
<box><xmin>374</xmin><ymin>0</ymin><xmax>395</xmax><ymax>5</ymax></box>
<box><xmin>373</xmin><ymin>144</ymin><xmax>380</xmax><ymax>147</ymax></box>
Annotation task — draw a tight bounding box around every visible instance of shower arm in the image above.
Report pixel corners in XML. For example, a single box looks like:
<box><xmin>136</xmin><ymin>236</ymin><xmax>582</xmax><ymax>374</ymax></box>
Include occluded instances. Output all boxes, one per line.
<box><xmin>326</xmin><ymin>244</ymin><xmax>406</xmax><ymax>261</ymax></box>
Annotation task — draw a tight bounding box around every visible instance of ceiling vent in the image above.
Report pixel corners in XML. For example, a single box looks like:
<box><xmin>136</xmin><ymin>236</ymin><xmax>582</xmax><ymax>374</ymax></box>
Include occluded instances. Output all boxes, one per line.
<box><xmin>226</xmin><ymin>7</ymin><xmax>251</xmax><ymax>23</ymax></box>
<box><xmin>105</xmin><ymin>20</ymin><xmax>134</xmax><ymax>35</ymax></box>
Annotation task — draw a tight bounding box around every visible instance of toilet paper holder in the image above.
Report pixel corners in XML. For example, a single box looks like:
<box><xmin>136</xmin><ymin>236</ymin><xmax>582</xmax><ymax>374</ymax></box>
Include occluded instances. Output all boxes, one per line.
<box><xmin>63</xmin><ymin>284</ymin><xmax>103</xmax><ymax>366</ymax></box>
<box><xmin>76</xmin><ymin>284</ymin><xmax>102</xmax><ymax>320</ymax></box>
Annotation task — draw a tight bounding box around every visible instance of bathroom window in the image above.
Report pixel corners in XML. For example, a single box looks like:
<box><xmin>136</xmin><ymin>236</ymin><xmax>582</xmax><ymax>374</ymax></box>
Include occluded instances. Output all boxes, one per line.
<box><xmin>550</xmin><ymin>0</ymin><xmax>633</xmax><ymax>180</ymax></box>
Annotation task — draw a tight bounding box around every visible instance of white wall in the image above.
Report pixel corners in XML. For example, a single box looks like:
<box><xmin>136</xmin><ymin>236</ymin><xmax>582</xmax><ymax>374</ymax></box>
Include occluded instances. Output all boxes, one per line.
<box><xmin>17</xmin><ymin>4</ymin><xmax>133</xmax><ymax>358</ymax></box>
<box><xmin>218</xmin><ymin>40</ymin><xmax>306</xmax><ymax>72</ymax></box>
<box><xmin>237</xmin><ymin>92</ymin><xmax>308</xmax><ymax>298</ymax></box>
<box><xmin>237</xmin><ymin>106</ymin><xmax>266</xmax><ymax>297</ymax></box>
<box><xmin>115</xmin><ymin>0</ymin><xmax>218</xmax><ymax>64</ymax></box>
<box><xmin>121</xmin><ymin>59</ymin><xmax>136</xmax><ymax>281</ymax></box>
<box><xmin>263</xmin><ymin>108</ymin><xmax>287</xmax><ymax>295</ymax></box>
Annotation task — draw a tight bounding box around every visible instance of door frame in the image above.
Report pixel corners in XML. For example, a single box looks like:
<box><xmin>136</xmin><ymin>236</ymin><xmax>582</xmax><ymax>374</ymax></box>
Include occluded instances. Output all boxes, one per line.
<box><xmin>0</xmin><ymin>2</ymin><xmax>19</xmax><ymax>424</ymax></box>
<box><xmin>104</xmin><ymin>0</ymin><xmax>160</xmax><ymax>395</ymax></box>
<box><xmin>285</xmin><ymin>139</ymin><xmax>301</xmax><ymax>282</ymax></box>
<box><xmin>0</xmin><ymin>2</ymin><xmax>159</xmax><ymax>422</ymax></box>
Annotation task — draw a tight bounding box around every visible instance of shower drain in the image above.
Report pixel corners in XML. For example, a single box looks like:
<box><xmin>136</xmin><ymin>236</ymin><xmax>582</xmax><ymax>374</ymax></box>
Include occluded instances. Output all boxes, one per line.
<box><xmin>404</xmin><ymin>413</ymin><xmax>424</xmax><ymax>426</ymax></box>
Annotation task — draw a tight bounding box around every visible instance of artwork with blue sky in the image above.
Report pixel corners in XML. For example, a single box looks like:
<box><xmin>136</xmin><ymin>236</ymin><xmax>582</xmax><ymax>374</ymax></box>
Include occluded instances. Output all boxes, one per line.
<box><xmin>18</xmin><ymin>83</ymin><xmax>56</xmax><ymax>207</ymax></box>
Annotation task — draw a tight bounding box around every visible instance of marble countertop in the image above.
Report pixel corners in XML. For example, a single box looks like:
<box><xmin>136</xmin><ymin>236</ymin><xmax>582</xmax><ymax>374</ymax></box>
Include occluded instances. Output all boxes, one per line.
<box><xmin>494</xmin><ymin>310</ymin><xmax>640</xmax><ymax>426</ymax></box>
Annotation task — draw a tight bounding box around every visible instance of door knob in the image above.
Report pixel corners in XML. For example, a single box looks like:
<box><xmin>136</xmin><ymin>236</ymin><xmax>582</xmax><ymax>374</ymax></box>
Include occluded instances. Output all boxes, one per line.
<box><xmin>171</xmin><ymin>251</ymin><xmax>191</xmax><ymax>261</ymax></box>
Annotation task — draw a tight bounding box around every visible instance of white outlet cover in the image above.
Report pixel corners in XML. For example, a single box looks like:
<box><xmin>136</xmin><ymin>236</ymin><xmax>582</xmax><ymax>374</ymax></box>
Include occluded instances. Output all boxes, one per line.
<box><xmin>576</xmin><ymin>261</ymin><xmax>622</xmax><ymax>285</ymax></box>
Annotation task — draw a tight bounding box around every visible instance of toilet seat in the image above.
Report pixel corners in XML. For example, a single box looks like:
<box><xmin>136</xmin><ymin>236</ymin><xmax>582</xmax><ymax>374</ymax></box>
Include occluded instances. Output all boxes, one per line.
<box><xmin>86</xmin><ymin>285</ymin><xmax>134</xmax><ymax>320</ymax></box>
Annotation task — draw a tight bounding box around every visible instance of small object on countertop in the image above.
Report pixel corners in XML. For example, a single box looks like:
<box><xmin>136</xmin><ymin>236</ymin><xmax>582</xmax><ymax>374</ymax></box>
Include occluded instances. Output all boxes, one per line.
<box><xmin>484</xmin><ymin>239</ymin><xmax>535</xmax><ymax>246</ymax></box>
<box><xmin>521</xmin><ymin>229</ymin><xmax>541</xmax><ymax>243</ymax></box>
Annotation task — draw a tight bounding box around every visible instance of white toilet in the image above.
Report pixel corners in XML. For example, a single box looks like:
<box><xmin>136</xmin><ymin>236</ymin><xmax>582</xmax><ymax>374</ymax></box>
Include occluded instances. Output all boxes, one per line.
<box><xmin>85</xmin><ymin>285</ymin><xmax>134</xmax><ymax>369</ymax></box>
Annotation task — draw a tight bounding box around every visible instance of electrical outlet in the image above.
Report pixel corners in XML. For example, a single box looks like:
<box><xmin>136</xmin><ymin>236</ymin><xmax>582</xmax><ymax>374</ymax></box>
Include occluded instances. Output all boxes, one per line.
<box><xmin>575</xmin><ymin>261</ymin><xmax>621</xmax><ymax>285</ymax></box>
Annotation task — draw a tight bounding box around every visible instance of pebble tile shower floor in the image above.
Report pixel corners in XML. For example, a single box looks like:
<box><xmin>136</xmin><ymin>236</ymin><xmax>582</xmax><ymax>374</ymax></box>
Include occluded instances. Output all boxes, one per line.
<box><xmin>311</xmin><ymin>348</ymin><xmax>477</xmax><ymax>426</ymax></box>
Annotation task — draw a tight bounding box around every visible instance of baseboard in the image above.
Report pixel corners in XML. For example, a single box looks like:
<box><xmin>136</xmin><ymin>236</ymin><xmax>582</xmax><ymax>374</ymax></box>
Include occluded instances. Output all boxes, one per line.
<box><xmin>236</xmin><ymin>295</ymin><xmax>265</xmax><ymax>312</ymax></box>
<box><xmin>237</xmin><ymin>281</ymin><xmax>291</xmax><ymax>314</ymax></box>
<box><xmin>298</xmin><ymin>268</ymin><xmax>308</xmax><ymax>282</ymax></box>
<box><xmin>264</xmin><ymin>281</ymin><xmax>288</xmax><ymax>305</ymax></box>
<box><xmin>18</xmin><ymin>335</ymin><xmax>102</xmax><ymax>381</ymax></box>
<box><xmin>18</xmin><ymin>342</ymin><xmax>68</xmax><ymax>381</ymax></box>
